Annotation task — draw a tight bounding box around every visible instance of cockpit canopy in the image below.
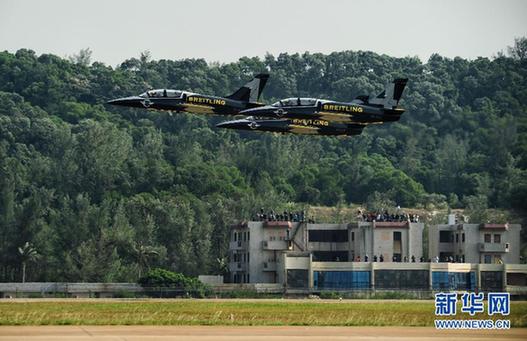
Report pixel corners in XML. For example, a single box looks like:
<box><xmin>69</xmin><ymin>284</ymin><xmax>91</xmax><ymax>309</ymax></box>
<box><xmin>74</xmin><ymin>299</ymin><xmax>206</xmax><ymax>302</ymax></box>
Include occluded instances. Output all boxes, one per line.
<box><xmin>272</xmin><ymin>98</ymin><xmax>317</xmax><ymax>107</ymax></box>
<box><xmin>139</xmin><ymin>89</ymin><xmax>184</xmax><ymax>98</ymax></box>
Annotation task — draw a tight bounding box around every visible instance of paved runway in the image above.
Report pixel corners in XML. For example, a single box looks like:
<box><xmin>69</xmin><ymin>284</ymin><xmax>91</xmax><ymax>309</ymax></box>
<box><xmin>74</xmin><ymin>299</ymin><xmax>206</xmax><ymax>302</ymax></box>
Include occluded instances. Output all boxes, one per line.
<box><xmin>0</xmin><ymin>326</ymin><xmax>525</xmax><ymax>341</ymax></box>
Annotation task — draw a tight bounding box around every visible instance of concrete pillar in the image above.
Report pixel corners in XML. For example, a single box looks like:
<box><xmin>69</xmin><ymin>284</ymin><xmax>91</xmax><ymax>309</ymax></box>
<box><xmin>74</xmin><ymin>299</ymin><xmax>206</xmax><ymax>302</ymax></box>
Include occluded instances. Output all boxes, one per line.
<box><xmin>429</xmin><ymin>263</ymin><xmax>433</xmax><ymax>291</ymax></box>
<box><xmin>406</xmin><ymin>227</ymin><xmax>411</xmax><ymax>260</ymax></box>
<box><xmin>371</xmin><ymin>262</ymin><xmax>375</xmax><ymax>289</ymax></box>
<box><xmin>503</xmin><ymin>269</ymin><xmax>507</xmax><ymax>291</ymax></box>
<box><xmin>476</xmin><ymin>263</ymin><xmax>481</xmax><ymax>291</ymax></box>
<box><xmin>308</xmin><ymin>253</ymin><xmax>313</xmax><ymax>291</ymax></box>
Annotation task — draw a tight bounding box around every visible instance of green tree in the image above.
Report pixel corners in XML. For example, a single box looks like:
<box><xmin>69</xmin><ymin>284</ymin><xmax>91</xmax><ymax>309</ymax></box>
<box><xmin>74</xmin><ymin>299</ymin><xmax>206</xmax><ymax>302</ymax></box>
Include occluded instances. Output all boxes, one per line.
<box><xmin>18</xmin><ymin>242</ymin><xmax>39</xmax><ymax>283</ymax></box>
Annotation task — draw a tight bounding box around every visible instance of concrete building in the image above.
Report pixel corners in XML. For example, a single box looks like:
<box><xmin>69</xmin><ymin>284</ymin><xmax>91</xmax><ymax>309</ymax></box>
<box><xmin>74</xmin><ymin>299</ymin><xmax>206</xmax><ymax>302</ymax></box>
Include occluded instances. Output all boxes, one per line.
<box><xmin>229</xmin><ymin>220</ymin><xmax>424</xmax><ymax>284</ymax></box>
<box><xmin>228</xmin><ymin>218</ymin><xmax>526</xmax><ymax>295</ymax></box>
<box><xmin>284</xmin><ymin>254</ymin><xmax>527</xmax><ymax>295</ymax></box>
<box><xmin>429</xmin><ymin>218</ymin><xmax>521</xmax><ymax>264</ymax></box>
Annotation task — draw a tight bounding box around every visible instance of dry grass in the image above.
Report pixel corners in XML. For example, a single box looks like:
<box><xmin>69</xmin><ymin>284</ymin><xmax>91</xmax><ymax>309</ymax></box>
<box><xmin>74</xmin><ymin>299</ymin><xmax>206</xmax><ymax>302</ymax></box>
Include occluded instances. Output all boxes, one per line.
<box><xmin>0</xmin><ymin>299</ymin><xmax>526</xmax><ymax>327</ymax></box>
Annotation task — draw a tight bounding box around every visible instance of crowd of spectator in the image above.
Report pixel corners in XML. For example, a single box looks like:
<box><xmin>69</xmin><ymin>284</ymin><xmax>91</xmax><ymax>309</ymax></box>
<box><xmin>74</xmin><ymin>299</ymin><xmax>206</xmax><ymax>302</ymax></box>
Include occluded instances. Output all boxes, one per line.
<box><xmin>351</xmin><ymin>255</ymin><xmax>427</xmax><ymax>263</ymax></box>
<box><xmin>253</xmin><ymin>209</ymin><xmax>315</xmax><ymax>223</ymax></box>
<box><xmin>357</xmin><ymin>209</ymin><xmax>420</xmax><ymax>223</ymax></box>
<box><xmin>349</xmin><ymin>255</ymin><xmax>471</xmax><ymax>263</ymax></box>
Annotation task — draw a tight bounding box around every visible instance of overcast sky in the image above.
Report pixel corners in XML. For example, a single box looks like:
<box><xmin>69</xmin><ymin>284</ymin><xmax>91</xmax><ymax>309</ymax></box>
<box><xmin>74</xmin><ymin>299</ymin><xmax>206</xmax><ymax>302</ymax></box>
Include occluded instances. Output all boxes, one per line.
<box><xmin>1</xmin><ymin>0</ymin><xmax>526</xmax><ymax>66</ymax></box>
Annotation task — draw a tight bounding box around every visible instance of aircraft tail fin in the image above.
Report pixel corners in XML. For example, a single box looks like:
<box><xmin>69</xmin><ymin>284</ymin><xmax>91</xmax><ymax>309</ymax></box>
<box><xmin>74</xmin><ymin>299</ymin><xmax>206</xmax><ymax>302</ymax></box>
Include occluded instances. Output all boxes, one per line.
<box><xmin>369</xmin><ymin>78</ymin><xmax>408</xmax><ymax>109</ymax></box>
<box><xmin>226</xmin><ymin>73</ymin><xmax>269</xmax><ymax>103</ymax></box>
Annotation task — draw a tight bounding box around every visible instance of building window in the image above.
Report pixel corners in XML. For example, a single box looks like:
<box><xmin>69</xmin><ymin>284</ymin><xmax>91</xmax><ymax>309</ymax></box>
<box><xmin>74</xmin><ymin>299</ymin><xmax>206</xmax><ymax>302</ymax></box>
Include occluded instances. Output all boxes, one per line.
<box><xmin>456</xmin><ymin>234</ymin><xmax>459</xmax><ymax>243</ymax></box>
<box><xmin>287</xmin><ymin>269</ymin><xmax>309</xmax><ymax>289</ymax></box>
<box><xmin>351</xmin><ymin>232</ymin><xmax>354</xmax><ymax>241</ymax></box>
<box><xmin>439</xmin><ymin>231</ymin><xmax>453</xmax><ymax>243</ymax></box>
<box><xmin>234</xmin><ymin>232</ymin><xmax>237</xmax><ymax>242</ymax></box>
<box><xmin>484</xmin><ymin>234</ymin><xmax>491</xmax><ymax>243</ymax></box>
<box><xmin>484</xmin><ymin>255</ymin><xmax>492</xmax><ymax>264</ymax></box>
<box><xmin>393</xmin><ymin>231</ymin><xmax>402</xmax><ymax>241</ymax></box>
<box><xmin>462</xmin><ymin>233</ymin><xmax>465</xmax><ymax>243</ymax></box>
<box><xmin>507</xmin><ymin>272</ymin><xmax>527</xmax><ymax>286</ymax></box>
<box><xmin>308</xmin><ymin>230</ymin><xmax>349</xmax><ymax>242</ymax></box>
<box><xmin>314</xmin><ymin>271</ymin><xmax>370</xmax><ymax>289</ymax></box>
<box><xmin>494</xmin><ymin>234</ymin><xmax>501</xmax><ymax>243</ymax></box>
<box><xmin>432</xmin><ymin>271</ymin><xmax>476</xmax><ymax>290</ymax></box>
<box><xmin>312</xmin><ymin>251</ymin><xmax>348</xmax><ymax>262</ymax></box>
<box><xmin>376</xmin><ymin>270</ymin><xmax>429</xmax><ymax>289</ymax></box>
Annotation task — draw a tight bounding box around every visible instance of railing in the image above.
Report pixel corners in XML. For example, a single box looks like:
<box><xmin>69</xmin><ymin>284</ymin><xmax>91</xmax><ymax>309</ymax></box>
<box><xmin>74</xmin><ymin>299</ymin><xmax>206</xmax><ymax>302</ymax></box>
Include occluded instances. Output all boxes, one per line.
<box><xmin>228</xmin><ymin>262</ymin><xmax>248</xmax><ymax>272</ymax></box>
<box><xmin>262</xmin><ymin>240</ymin><xmax>289</xmax><ymax>250</ymax></box>
<box><xmin>478</xmin><ymin>243</ymin><xmax>509</xmax><ymax>253</ymax></box>
<box><xmin>264</xmin><ymin>221</ymin><xmax>292</xmax><ymax>228</ymax></box>
<box><xmin>229</xmin><ymin>241</ymin><xmax>246</xmax><ymax>250</ymax></box>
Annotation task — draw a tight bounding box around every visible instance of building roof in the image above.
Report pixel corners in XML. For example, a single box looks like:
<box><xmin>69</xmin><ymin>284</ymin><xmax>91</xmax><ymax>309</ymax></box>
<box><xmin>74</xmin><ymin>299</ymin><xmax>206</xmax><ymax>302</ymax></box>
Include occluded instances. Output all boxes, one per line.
<box><xmin>264</xmin><ymin>221</ymin><xmax>293</xmax><ymax>228</ymax></box>
<box><xmin>479</xmin><ymin>223</ymin><xmax>509</xmax><ymax>230</ymax></box>
<box><xmin>374</xmin><ymin>221</ymin><xmax>409</xmax><ymax>228</ymax></box>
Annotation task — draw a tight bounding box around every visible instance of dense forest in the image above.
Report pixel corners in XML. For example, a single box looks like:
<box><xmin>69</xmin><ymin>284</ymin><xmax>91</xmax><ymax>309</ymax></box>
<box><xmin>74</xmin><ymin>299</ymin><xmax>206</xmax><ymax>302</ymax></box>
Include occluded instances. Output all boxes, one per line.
<box><xmin>0</xmin><ymin>38</ymin><xmax>526</xmax><ymax>282</ymax></box>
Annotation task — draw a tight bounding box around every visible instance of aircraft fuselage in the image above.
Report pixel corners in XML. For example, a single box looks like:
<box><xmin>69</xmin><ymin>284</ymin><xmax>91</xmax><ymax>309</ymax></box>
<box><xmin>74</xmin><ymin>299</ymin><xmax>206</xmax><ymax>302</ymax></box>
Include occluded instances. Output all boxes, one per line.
<box><xmin>216</xmin><ymin>117</ymin><xmax>364</xmax><ymax>136</ymax></box>
<box><xmin>239</xmin><ymin>99</ymin><xmax>404</xmax><ymax>125</ymax></box>
<box><xmin>108</xmin><ymin>92</ymin><xmax>262</xmax><ymax>116</ymax></box>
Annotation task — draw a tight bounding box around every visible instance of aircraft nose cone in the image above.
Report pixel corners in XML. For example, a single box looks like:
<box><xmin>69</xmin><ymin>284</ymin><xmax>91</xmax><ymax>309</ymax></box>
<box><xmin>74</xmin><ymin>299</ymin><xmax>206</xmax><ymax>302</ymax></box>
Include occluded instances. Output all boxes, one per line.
<box><xmin>215</xmin><ymin>121</ymin><xmax>231</xmax><ymax>128</ymax></box>
<box><xmin>216</xmin><ymin>120</ymin><xmax>242</xmax><ymax>129</ymax></box>
<box><xmin>216</xmin><ymin>119</ymin><xmax>253</xmax><ymax>130</ymax></box>
<box><xmin>107</xmin><ymin>96</ymin><xmax>146</xmax><ymax>108</ymax></box>
<box><xmin>239</xmin><ymin>107</ymin><xmax>261</xmax><ymax>115</ymax></box>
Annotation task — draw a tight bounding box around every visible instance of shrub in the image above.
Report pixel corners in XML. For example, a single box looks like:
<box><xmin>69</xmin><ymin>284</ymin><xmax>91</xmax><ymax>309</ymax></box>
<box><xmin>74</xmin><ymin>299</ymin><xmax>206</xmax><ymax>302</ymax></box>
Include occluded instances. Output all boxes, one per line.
<box><xmin>138</xmin><ymin>268</ymin><xmax>212</xmax><ymax>298</ymax></box>
<box><xmin>319</xmin><ymin>291</ymin><xmax>342</xmax><ymax>299</ymax></box>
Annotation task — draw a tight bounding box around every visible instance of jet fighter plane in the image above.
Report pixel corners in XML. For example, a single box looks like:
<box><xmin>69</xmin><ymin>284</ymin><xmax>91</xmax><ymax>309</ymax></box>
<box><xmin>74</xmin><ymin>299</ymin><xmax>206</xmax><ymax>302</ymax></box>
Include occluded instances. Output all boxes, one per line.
<box><xmin>236</xmin><ymin>78</ymin><xmax>408</xmax><ymax>125</ymax></box>
<box><xmin>216</xmin><ymin>116</ymin><xmax>365</xmax><ymax>136</ymax></box>
<box><xmin>107</xmin><ymin>73</ymin><xmax>269</xmax><ymax>116</ymax></box>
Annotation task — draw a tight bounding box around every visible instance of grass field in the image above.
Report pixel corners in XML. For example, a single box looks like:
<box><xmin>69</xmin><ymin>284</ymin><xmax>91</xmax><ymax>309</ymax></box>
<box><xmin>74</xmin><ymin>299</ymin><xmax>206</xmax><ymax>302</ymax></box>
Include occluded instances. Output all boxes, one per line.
<box><xmin>0</xmin><ymin>299</ymin><xmax>526</xmax><ymax>327</ymax></box>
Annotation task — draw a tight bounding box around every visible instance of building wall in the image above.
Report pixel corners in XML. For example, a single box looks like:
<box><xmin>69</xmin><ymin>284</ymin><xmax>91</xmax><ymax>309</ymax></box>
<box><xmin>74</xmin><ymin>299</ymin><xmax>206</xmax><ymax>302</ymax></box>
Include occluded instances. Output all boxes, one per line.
<box><xmin>229</xmin><ymin>221</ymin><xmax>521</xmax><ymax>288</ymax></box>
<box><xmin>230</xmin><ymin>221</ymin><xmax>426</xmax><ymax>284</ymax></box>
<box><xmin>356</xmin><ymin>222</ymin><xmax>423</xmax><ymax>261</ymax></box>
<box><xmin>280</xmin><ymin>258</ymin><xmax>527</xmax><ymax>294</ymax></box>
<box><xmin>429</xmin><ymin>224</ymin><xmax>521</xmax><ymax>264</ymax></box>
<box><xmin>230</xmin><ymin>221</ymin><xmax>303</xmax><ymax>284</ymax></box>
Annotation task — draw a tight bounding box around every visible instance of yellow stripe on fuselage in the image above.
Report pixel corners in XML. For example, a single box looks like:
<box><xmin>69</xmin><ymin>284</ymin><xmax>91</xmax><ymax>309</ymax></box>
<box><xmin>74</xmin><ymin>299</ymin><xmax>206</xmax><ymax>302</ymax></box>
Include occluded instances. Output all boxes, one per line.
<box><xmin>318</xmin><ymin>111</ymin><xmax>355</xmax><ymax>122</ymax></box>
<box><xmin>289</xmin><ymin>125</ymin><xmax>320</xmax><ymax>135</ymax></box>
<box><xmin>184</xmin><ymin>103</ymin><xmax>216</xmax><ymax>114</ymax></box>
<box><xmin>318</xmin><ymin>112</ymin><xmax>385</xmax><ymax>125</ymax></box>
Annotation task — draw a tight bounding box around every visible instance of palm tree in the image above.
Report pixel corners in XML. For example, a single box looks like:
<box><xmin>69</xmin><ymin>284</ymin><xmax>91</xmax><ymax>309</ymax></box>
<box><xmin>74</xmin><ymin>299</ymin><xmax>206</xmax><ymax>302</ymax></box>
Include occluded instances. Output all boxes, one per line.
<box><xmin>18</xmin><ymin>242</ymin><xmax>39</xmax><ymax>283</ymax></box>
<box><xmin>216</xmin><ymin>257</ymin><xmax>228</xmax><ymax>276</ymax></box>
<box><xmin>132</xmin><ymin>243</ymin><xmax>159</xmax><ymax>279</ymax></box>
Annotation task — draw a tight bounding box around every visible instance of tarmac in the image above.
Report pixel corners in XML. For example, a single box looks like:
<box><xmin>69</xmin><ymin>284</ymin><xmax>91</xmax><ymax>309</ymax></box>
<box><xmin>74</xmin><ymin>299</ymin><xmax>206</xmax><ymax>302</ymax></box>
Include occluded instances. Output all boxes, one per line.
<box><xmin>0</xmin><ymin>326</ymin><xmax>525</xmax><ymax>341</ymax></box>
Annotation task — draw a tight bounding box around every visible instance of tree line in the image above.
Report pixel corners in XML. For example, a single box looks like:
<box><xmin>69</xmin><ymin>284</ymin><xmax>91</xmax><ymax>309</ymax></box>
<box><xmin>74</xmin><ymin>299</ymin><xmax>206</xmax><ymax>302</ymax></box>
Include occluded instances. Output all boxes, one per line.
<box><xmin>0</xmin><ymin>38</ymin><xmax>525</xmax><ymax>282</ymax></box>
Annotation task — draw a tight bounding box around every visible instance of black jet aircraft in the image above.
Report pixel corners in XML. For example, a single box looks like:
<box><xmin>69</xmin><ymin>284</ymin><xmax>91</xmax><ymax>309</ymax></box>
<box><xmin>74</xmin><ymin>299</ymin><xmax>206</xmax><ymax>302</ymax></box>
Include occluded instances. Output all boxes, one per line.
<box><xmin>107</xmin><ymin>73</ymin><xmax>269</xmax><ymax>116</ymax></box>
<box><xmin>235</xmin><ymin>78</ymin><xmax>408</xmax><ymax>125</ymax></box>
<box><xmin>216</xmin><ymin>116</ymin><xmax>365</xmax><ymax>136</ymax></box>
